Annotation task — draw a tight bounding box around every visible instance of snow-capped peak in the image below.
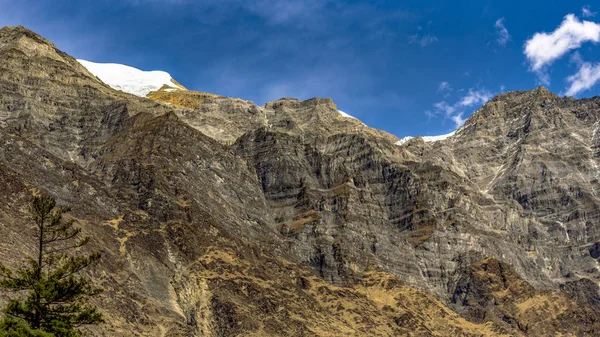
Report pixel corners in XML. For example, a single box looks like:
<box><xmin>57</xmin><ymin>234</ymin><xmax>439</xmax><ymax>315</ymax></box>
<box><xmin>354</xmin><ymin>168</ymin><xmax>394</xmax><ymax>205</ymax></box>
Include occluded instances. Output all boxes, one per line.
<box><xmin>338</xmin><ymin>110</ymin><xmax>356</xmax><ymax>119</ymax></box>
<box><xmin>337</xmin><ymin>110</ymin><xmax>367</xmax><ymax>126</ymax></box>
<box><xmin>396</xmin><ymin>131</ymin><xmax>455</xmax><ymax>146</ymax></box>
<box><xmin>77</xmin><ymin>59</ymin><xmax>185</xmax><ymax>97</ymax></box>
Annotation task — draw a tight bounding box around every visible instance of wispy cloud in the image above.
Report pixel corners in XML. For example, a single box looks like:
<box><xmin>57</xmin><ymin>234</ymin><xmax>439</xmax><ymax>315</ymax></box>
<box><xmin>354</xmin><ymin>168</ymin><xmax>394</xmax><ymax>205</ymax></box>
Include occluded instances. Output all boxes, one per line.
<box><xmin>494</xmin><ymin>18</ymin><xmax>511</xmax><ymax>46</ymax></box>
<box><xmin>239</xmin><ymin>0</ymin><xmax>334</xmax><ymax>26</ymax></box>
<box><xmin>438</xmin><ymin>81</ymin><xmax>451</xmax><ymax>91</ymax></box>
<box><xmin>122</xmin><ymin>0</ymin><xmax>339</xmax><ymax>29</ymax></box>
<box><xmin>409</xmin><ymin>34</ymin><xmax>438</xmax><ymax>46</ymax></box>
<box><xmin>570</xmin><ymin>51</ymin><xmax>585</xmax><ymax>66</ymax></box>
<box><xmin>431</xmin><ymin>88</ymin><xmax>493</xmax><ymax>128</ymax></box>
<box><xmin>524</xmin><ymin>14</ymin><xmax>600</xmax><ymax>83</ymax></box>
<box><xmin>459</xmin><ymin>88</ymin><xmax>493</xmax><ymax>106</ymax></box>
<box><xmin>433</xmin><ymin>101</ymin><xmax>455</xmax><ymax>117</ymax></box>
<box><xmin>451</xmin><ymin>113</ymin><xmax>468</xmax><ymax>127</ymax></box>
<box><xmin>582</xmin><ymin>5</ymin><xmax>597</xmax><ymax>18</ymax></box>
<box><xmin>566</xmin><ymin>61</ymin><xmax>600</xmax><ymax>96</ymax></box>
<box><xmin>437</xmin><ymin>81</ymin><xmax>452</xmax><ymax>97</ymax></box>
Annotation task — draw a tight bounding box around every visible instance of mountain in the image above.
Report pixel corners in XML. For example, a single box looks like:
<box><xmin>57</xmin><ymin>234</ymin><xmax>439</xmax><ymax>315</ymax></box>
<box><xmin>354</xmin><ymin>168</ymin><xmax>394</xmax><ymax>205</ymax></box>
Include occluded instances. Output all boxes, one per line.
<box><xmin>2</xmin><ymin>25</ymin><xmax>600</xmax><ymax>336</ymax></box>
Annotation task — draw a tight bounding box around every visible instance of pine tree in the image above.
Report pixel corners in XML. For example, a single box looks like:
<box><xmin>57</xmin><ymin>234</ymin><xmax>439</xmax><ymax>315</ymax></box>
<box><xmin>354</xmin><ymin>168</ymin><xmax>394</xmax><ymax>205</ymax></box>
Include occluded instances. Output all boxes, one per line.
<box><xmin>0</xmin><ymin>196</ymin><xmax>103</xmax><ymax>337</ymax></box>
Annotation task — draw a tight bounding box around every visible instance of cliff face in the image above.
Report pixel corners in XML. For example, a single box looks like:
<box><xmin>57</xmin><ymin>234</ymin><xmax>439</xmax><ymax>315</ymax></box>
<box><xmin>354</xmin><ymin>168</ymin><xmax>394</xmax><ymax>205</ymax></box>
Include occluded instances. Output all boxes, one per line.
<box><xmin>1</xmin><ymin>25</ymin><xmax>600</xmax><ymax>336</ymax></box>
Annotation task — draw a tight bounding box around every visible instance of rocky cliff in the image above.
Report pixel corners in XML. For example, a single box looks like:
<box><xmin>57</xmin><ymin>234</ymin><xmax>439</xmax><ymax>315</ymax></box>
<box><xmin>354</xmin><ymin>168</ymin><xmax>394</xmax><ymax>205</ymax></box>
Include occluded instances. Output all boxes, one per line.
<box><xmin>1</xmin><ymin>25</ymin><xmax>600</xmax><ymax>336</ymax></box>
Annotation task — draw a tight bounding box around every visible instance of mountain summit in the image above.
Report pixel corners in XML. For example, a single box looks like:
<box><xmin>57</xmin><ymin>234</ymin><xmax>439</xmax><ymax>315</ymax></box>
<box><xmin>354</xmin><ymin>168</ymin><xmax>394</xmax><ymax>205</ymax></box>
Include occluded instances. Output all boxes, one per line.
<box><xmin>2</xmin><ymin>25</ymin><xmax>600</xmax><ymax>336</ymax></box>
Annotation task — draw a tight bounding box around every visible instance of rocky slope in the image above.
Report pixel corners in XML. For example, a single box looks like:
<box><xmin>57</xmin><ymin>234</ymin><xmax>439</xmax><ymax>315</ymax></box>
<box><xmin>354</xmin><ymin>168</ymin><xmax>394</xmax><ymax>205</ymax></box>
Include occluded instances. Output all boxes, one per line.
<box><xmin>1</xmin><ymin>25</ymin><xmax>600</xmax><ymax>336</ymax></box>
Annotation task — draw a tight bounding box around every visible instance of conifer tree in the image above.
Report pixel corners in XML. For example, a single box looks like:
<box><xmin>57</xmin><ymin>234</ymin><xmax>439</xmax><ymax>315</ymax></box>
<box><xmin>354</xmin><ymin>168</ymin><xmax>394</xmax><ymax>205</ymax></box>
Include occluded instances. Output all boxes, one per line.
<box><xmin>0</xmin><ymin>195</ymin><xmax>103</xmax><ymax>337</ymax></box>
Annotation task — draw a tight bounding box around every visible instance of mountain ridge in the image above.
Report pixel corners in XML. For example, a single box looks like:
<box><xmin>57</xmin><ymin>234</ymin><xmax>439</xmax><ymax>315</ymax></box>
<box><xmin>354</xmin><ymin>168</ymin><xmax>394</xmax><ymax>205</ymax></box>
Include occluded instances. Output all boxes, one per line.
<box><xmin>2</xmin><ymin>25</ymin><xmax>600</xmax><ymax>336</ymax></box>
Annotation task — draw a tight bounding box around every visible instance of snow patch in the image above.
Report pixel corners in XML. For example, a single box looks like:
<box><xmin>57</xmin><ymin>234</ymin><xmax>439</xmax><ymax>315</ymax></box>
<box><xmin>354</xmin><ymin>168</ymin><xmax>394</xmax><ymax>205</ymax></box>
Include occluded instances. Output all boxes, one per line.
<box><xmin>395</xmin><ymin>137</ymin><xmax>412</xmax><ymax>146</ymax></box>
<box><xmin>557</xmin><ymin>221</ymin><xmax>570</xmax><ymax>242</ymax></box>
<box><xmin>338</xmin><ymin>110</ymin><xmax>356</xmax><ymax>119</ymax></box>
<box><xmin>78</xmin><ymin>59</ymin><xmax>182</xmax><ymax>97</ymax></box>
<box><xmin>591</xmin><ymin>121</ymin><xmax>600</xmax><ymax>179</ymax></box>
<box><xmin>396</xmin><ymin>131</ymin><xmax>456</xmax><ymax>146</ymax></box>
<box><xmin>337</xmin><ymin>109</ymin><xmax>366</xmax><ymax>125</ymax></box>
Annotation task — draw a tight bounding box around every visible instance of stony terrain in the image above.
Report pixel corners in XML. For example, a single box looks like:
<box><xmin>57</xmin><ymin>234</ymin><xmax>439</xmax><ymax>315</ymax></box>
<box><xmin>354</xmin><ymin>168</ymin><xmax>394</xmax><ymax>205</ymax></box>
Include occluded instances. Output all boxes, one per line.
<box><xmin>2</xmin><ymin>25</ymin><xmax>600</xmax><ymax>336</ymax></box>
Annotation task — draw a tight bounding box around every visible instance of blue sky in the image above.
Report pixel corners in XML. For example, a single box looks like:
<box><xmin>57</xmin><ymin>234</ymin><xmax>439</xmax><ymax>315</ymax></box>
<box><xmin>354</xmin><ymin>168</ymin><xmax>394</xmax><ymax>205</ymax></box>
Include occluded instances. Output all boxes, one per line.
<box><xmin>1</xmin><ymin>0</ymin><xmax>600</xmax><ymax>138</ymax></box>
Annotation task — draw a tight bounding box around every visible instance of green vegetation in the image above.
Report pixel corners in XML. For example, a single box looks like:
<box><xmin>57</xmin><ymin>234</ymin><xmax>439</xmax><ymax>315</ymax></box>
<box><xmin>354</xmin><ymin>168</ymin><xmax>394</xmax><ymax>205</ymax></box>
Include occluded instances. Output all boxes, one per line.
<box><xmin>0</xmin><ymin>196</ymin><xmax>102</xmax><ymax>337</ymax></box>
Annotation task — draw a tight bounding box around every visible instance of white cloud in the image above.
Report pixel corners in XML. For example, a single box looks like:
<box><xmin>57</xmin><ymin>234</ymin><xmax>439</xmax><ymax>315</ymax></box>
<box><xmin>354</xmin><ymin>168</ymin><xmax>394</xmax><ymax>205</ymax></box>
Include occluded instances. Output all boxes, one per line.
<box><xmin>459</xmin><ymin>88</ymin><xmax>493</xmax><ymax>106</ymax></box>
<box><xmin>124</xmin><ymin>0</ymin><xmax>337</xmax><ymax>27</ymax></box>
<box><xmin>582</xmin><ymin>6</ymin><xmax>597</xmax><ymax>18</ymax></box>
<box><xmin>433</xmin><ymin>101</ymin><xmax>455</xmax><ymax>117</ymax></box>
<box><xmin>424</xmin><ymin>109</ymin><xmax>435</xmax><ymax>119</ymax></box>
<box><xmin>438</xmin><ymin>81</ymin><xmax>452</xmax><ymax>95</ymax></box>
<box><xmin>524</xmin><ymin>14</ymin><xmax>600</xmax><ymax>76</ymax></box>
<box><xmin>430</xmin><ymin>88</ymin><xmax>493</xmax><ymax>128</ymax></box>
<box><xmin>409</xmin><ymin>34</ymin><xmax>438</xmax><ymax>46</ymax></box>
<box><xmin>565</xmin><ymin>61</ymin><xmax>600</xmax><ymax>96</ymax></box>
<box><xmin>525</xmin><ymin>13</ymin><xmax>600</xmax><ymax>94</ymax></box>
<box><xmin>451</xmin><ymin>113</ymin><xmax>467</xmax><ymax>128</ymax></box>
<box><xmin>494</xmin><ymin>18</ymin><xmax>511</xmax><ymax>46</ymax></box>
<box><xmin>570</xmin><ymin>50</ymin><xmax>584</xmax><ymax>66</ymax></box>
<box><xmin>242</xmin><ymin>0</ymin><xmax>330</xmax><ymax>24</ymax></box>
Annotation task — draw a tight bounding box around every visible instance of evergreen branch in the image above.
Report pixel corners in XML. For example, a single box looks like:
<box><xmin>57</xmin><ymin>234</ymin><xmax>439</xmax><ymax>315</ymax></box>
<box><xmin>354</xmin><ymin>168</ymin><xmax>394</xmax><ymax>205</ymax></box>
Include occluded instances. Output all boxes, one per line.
<box><xmin>0</xmin><ymin>195</ymin><xmax>103</xmax><ymax>335</ymax></box>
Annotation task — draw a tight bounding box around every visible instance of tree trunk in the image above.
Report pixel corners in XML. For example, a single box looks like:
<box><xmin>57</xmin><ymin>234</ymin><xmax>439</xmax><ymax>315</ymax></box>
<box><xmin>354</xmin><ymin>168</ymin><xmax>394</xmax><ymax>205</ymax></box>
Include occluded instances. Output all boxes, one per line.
<box><xmin>33</xmin><ymin>213</ymin><xmax>45</xmax><ymax>329</ymax></box>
